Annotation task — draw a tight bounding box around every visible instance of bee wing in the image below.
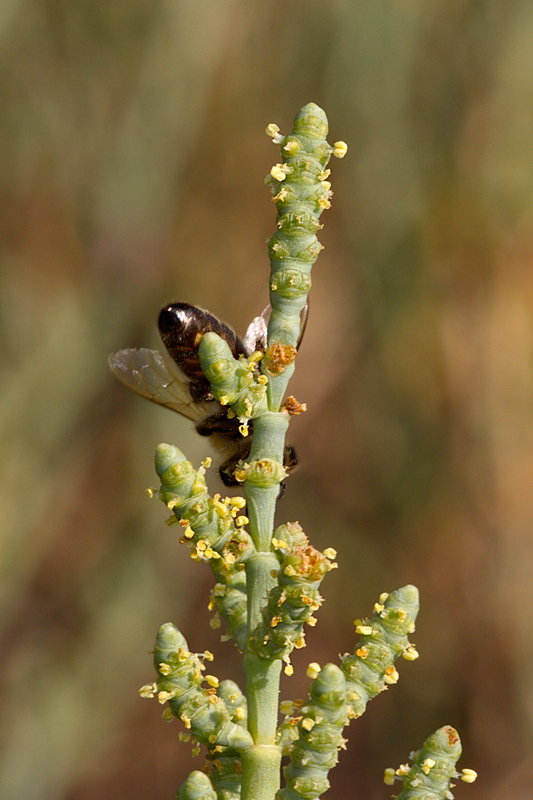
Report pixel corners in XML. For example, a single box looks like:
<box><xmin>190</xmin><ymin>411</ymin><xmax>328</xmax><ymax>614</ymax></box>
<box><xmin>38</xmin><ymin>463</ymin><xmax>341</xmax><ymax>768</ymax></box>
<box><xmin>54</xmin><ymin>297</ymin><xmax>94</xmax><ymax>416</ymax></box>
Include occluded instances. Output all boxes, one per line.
<box><xmin>242</xmin><ymin>302</ymin><xmax>309</xmax><ymax>355</ymax></box>
<box><xmin>108</xmin><ymin>347</ymin><xmax>210</xmax><ymax>422</ymax></box>
<box><xmin>243</xmin><ymin>306</ymin><xmax>269</xmax><ymax>355</ymax></box>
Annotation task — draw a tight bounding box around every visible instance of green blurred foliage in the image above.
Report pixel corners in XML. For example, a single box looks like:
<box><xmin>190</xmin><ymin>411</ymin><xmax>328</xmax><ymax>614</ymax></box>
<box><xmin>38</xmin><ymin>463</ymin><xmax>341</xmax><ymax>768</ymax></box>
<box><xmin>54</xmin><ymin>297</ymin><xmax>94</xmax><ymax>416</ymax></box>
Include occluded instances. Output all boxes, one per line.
<box><xmin>1</xmin><ymin>1</ymin><xmax>533</xmax><ymax>798</ymax></box>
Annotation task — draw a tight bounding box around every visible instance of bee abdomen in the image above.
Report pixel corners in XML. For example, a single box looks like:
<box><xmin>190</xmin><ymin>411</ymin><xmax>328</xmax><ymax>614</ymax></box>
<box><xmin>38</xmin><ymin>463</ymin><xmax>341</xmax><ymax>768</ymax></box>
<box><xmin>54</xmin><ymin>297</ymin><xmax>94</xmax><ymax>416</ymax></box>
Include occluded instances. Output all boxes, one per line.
<box><xmin>158</xmin><ymin>302</ymin><xmax>247</xmax><ymax>393</ymax></box>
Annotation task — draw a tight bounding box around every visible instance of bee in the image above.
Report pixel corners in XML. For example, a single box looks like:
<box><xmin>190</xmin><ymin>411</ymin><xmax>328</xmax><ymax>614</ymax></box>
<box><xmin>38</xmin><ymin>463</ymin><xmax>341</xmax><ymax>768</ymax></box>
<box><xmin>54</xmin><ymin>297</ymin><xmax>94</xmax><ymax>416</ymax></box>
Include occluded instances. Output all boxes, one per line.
<box><xmin>108</xmin><ymin>302</ymin><xmax>306</xmax><ymax>487</ymax></box>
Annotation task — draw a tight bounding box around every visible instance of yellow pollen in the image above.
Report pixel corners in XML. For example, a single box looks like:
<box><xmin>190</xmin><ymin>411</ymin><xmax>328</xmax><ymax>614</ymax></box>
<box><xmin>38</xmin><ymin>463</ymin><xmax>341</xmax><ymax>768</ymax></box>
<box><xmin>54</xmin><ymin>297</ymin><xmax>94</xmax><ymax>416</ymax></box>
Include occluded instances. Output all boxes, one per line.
<box><xmin>266</xmin><ymin>123</ymin><xmax>280</xmax><ymax>138</ymax></box>
<box><xmin>306</xmin><ymin>662</ymin><xmax>321</xmax><ymax>679</ymax></box>
<box><xmin>323</xmin><ymin>547</ymin><xmax>337</xmax><ymax>560</ymax></box>
<box><xmin>332</xmin><ymin>141</ymin><xmax>348</xmax><ymax>158</ymax></box>
<box><xmin>270</xmin><ymin>164</ymin><xmax>288</xmax><ymax>181</ymax></box>
<box><xmin>284</xmin><ymin>664</ymin><xmax>294</xmax><ymax>676</ymax></box>
<box><xmin>229</xmin><ymin>496</ymin><xmax>246</xmax><ymax>509</ymax></box>
<box><xmin>461</xmin><ymin>769</ymin><xmax>478</xmax><ymax>783</ymax></box>
<box><xmin>383</xmin><ymin>768</ymin><xmax>396</xmax><ymax>785</ymax></box>
<box><xmin>355</xmin><ymin>625</ymin><xmax>373</xmax><ymax>636</ymax></box>
<box><xmin>205</xmin><ymin>675</ymin><xmax>219</xmax><ymax>688</ymax></box>
<box><xmin>384</xmin><ymin>666</ymin><xmax>399</xmax><ymax>685</ymax></box>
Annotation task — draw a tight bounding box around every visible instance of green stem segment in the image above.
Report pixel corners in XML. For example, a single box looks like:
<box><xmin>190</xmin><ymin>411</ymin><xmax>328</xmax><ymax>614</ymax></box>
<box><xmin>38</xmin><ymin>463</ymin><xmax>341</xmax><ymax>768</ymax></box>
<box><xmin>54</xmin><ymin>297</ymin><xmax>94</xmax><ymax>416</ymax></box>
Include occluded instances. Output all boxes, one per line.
<box><xmin>242</xmin><ymin>412</ymin><xmax>287</xmax><ymax>792</ymax></box>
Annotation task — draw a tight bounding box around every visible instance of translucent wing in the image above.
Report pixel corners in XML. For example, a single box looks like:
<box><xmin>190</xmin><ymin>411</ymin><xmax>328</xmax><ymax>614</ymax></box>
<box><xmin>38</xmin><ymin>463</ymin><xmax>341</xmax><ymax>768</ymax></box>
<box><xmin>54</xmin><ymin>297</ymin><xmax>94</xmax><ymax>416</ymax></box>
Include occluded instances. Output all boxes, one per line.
<box><xmin>108</xmin><ymin>347</ymin><xmax>210</xmax><ymax>422</ymax></box>
<box><xmin>243</xmin><ymin>302</ymin><xmax>309</xmax><ymax>354</ymax></box>
<box><xmin>243</xmin><ymin>306</ymin><xmax>269</xmax><ymax>355</ymax></box>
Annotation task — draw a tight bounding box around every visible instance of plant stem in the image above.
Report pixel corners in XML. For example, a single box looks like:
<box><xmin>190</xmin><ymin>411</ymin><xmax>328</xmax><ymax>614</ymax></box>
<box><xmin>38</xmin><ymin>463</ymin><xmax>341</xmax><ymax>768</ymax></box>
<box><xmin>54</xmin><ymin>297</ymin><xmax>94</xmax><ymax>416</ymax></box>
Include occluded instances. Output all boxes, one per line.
<box><xmin>241</xmin><ymin>412</ymin><xmax>288</xmax><ymax>799</ymax></box>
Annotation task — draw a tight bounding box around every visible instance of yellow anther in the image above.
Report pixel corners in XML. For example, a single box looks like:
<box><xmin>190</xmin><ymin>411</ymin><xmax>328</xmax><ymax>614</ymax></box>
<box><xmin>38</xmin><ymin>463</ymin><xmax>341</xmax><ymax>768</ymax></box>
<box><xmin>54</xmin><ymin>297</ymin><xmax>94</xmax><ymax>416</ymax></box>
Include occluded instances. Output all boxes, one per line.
<box><xmin>162</xmin><ymin>708</ymin><xmax>173</xmax><ymax>721</ymax></box>
<box><xmin>384</xmin><ymin>666</ymin><xmax>399</xmax><ymax>685</ymax></box>
<box><xmin>323</xmin><ymin>547</ymin><xmax>337</xmax><ymax>560</ymax></box>
<box><xmin>219</xmin><ymin>395</ymin><xmax>229</xmax><ymax>406</ymax></box>
<box><xmin>210</xmin><ymin>616</ymin><xmax>222</xmax><ymax>629</ymax></box>
<box><xmin>183</xmin><ymin>526</ymin><xmax>194</xmax><ymax>539</ymax></box>
<box><xmin>396</xmin><ymin>763</ymin><xmax>410</xmax><ymax>776</ymax></box>
<box><xmin>284</xmin><ymin>565</ymin><xmax>297</xmax><ymax>577</ymax></box>
<box><xmin>248</xmin><ymin>350</ymin><xmax>264</xmax><ymax>363</ymax></box>
<box><xmin>270</xmin><ymin>616</ymin><xmax>282</xmax><ymax>628</ymax></box>
<box><xmin>379</xmin><ymin>592</ymin><xmax>389</xmax><ymax>604</ymax></box>
<box><xmin>270</xmin><ymin>164</ymin><xmax>288</xmax><ymax>181</ymax></box>
<box><xmin>421</xmin><ymin>758</ymin><xmax>436</xmax><ymax>774</ymax></box>
<box><xmin>234</xmin><ymin>469</ymin><xmax>247</xmax><ymax>482</ymax></box>
<box><xmin>271</xmin><ymin>537</ymin><xmax>287</xmax><ymax>549</ymax></box>
<box><xmin>227</xmin><ymin>408</ymin><xmax>236</xmax><ymax>419</ymax></box>
<box><xmin>295</xmin><ymin>637</ymin><xmax>305</xmax><ymax>649</ymax></box>
<box><xmin>306</xmin><ymin>662</ymin><xmax>321</xmax><ymax>680</ymax></box>
<box><xmin>257</xmin><ymin>374</ymin><xmax>268</xmax><ymax>385</ymax></box>
<box><xmin>332</xmin><ymin>140</ymin><xmax>348</xmax><ymax>158</ymax></box>
<box><xmin>383</xmin><ymin>768</ymin><xmax>396</xmax><ymax>785</ymax></box>
<box><xmin>145</xmin><ymin>487</ymin><xmax>157</xmax><ymax>498</ymax></box>
<box><xmin>229</xmin><ymin>496</ymin><xmax>246</xmax><ymax>509</ymax></box>
<box><xmin>166</xmin><ymin>498</ymin><xmax>178</xmax><ymax>510</ymax></box>
<box><xmin>266</xmin><ymin>123</ymin><xmax>280</xmax><ymax>138</ymax></box>
<box><xmin>356</xmin><ymin>646</ymin><xmax>369</xmax><ymax>659</ymax></box>
<box><xmin>225</xmin><ymin>553</ymin><xmax>236</xmax><ymax>565</ymax></box>
<box><xmin>235</xmin><ymin>707</ymin><xmax>246</xmax><ymax>721</ymax></box>
<box><xmin>139</xmin><ymin>683</ymin><xmax>156</xmax><ymax>699</ymax></box>
<box><xmin>318</xmin><ymin>197</ymin><xmax>331</xmax><ymax>209</ymax></box>
<box><xmin>205</xmin><ymin>548</ymin><xmax>221</xmax><ymax>560</ymax></box>
<box><xmin>460</xmin><ymin>769</ymin><xmax>478</xmax><ymax>783</ymax></box>
<box><xmin>202</xmin><ymin>457</ymin><xmax>212</xmax><ymax>468</ymax></box>
<box><xmin>196</xmin><ymin>540</ymin><xmax>207</xmax><ymax>551</ymax></box>
<box><xmin>301</xmin><ymin>718</ymin><xmax>315</xmax><ymax>731</ymax></box>
<box><xmin>239</xmin><ymin>423</ymin><xmax>249</xmax><ymax>437</ymax></box>
<box><xmin>192</xmin><ymin>745</ymin><xmax>200</xmax><ymax>756</ymax></box>
<box><xmin>280</xmin><ymin>700</ymin><xmax>295</xmax><ymax>716</ymax></box>
<box><xmin>355</xmin><ymin>625</ymin><xmax>373</xmax><ymax>636</ymax></box>
<box><xmin>179</xmin><ymin>732</ymin><xmax>191</xmax><ymax>742</ymax></box>
<box><xmin>203</xmin><ymin>650</ymin><xmax>214</xmax><ymax>661</ymax></box>
<box><xmin>157</xmin><ymin>690</ymin><xmax>175</xmax><ymax>704</ymax></box>
<box><xmin>158</xmin><ymin>662</ymin><xmax>172</xmax><ymax>676</ymax></box>
<box><xmin>236</xmin><ymin>515</ymin><xmax>249</xmax><ymax>527</ymax></box>
<box><xmin>166</xmin><ymin>515</ymin><xmax>178</xmax><ymax>526</ymax></box>
<box><xmin>284</xmin><ymin>664</ymin><xmax>294</xmax><ymax>676</ymax></box>
<box><xmin>319</xmin><ymin>169</ymin><xmax>331</xmax><ymax>180</ymax></box>
<box><xmin>307</xmin><ymin>617</ymin><xmax>317</xmax><ymax>627</ymax></box>
<box><xmin>321</xmin><ymin>180</ymin><xmax>332</xmax><ymax>191</ymax></box>
<box><xmin>374</xmin><ymin>602</ymin><xmax>385</xmax><ymax>614</ymax></box>
<box><xmin>205</xmin><ymin>675</ymin><xmax>219</xmax><ymax>688</ymax></box>
<box><xmin>402</xmin><ymin>645</ymin><xmax>419</xmax><ymax>661</ymax></box>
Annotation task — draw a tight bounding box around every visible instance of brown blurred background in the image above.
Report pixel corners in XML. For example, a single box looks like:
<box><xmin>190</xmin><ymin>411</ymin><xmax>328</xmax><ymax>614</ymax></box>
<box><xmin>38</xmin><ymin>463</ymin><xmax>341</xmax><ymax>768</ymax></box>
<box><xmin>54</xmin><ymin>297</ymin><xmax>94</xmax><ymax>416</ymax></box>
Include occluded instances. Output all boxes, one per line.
<box><xmin>1</xmin><ymin>1</ymin><xmax>532</xmax><ymax>798</ymax></box>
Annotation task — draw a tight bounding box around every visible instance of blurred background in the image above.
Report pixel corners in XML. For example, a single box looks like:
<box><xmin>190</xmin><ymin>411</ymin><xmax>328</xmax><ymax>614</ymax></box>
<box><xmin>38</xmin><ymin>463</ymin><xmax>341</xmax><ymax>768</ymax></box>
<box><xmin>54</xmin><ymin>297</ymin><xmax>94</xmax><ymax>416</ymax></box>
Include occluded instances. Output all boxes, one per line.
<box><xmin>1</xmin><ymin>1</ymin><xmax>532</xmax><ymax>798</ymax></box>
